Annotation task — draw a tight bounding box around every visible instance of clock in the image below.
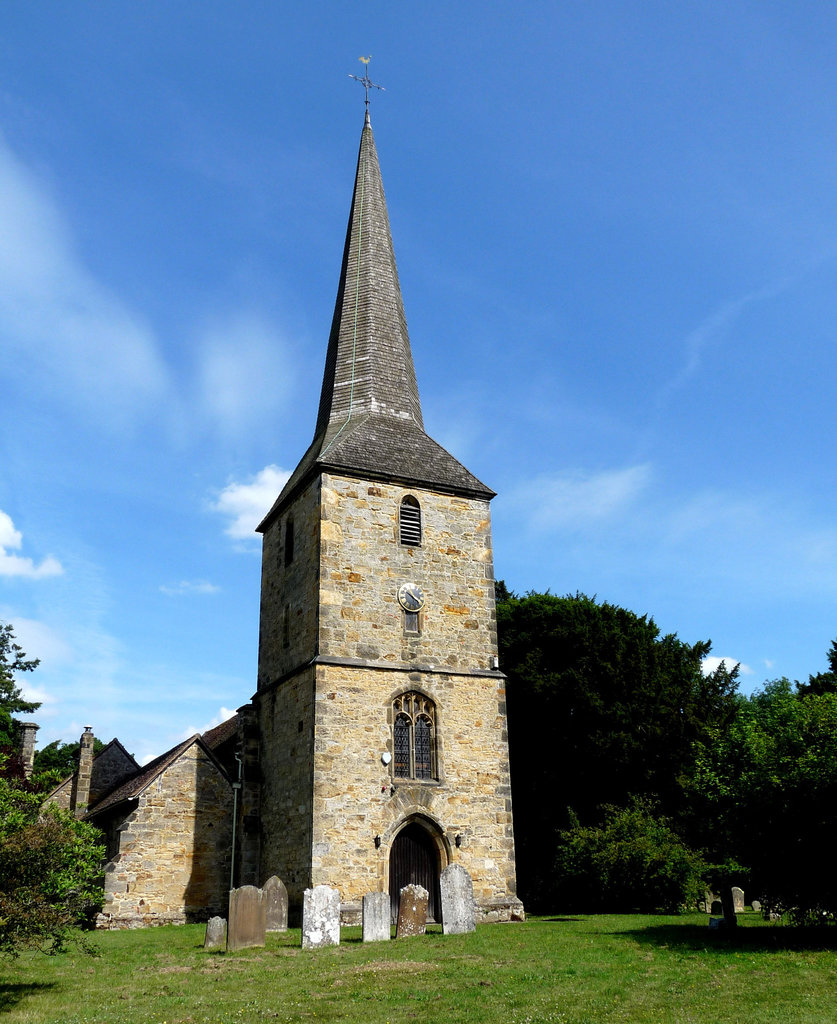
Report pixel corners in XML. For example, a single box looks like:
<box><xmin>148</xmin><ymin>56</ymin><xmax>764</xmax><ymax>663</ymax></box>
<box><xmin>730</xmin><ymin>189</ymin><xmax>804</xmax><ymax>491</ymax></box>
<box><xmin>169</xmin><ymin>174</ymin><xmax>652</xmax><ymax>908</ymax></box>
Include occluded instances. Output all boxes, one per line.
<box><xmin>397</xmin><ymin>582</ymin><xmax>425</xmax><ymax>612</ymax></box>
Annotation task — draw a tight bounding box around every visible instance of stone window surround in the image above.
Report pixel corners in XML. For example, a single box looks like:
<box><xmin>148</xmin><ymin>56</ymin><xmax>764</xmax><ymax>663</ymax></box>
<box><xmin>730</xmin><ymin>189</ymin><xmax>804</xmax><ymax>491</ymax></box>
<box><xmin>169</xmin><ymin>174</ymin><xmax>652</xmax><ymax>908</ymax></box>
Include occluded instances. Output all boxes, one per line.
<box><xmin>389</xmin><ymin>688</ymin><xmax>440</xmax><ymax>782</ymax></box>
<box><xmin>398</xmin><ymin>495</ymin><xmax>422</xmax><ymax>547</ymax></box>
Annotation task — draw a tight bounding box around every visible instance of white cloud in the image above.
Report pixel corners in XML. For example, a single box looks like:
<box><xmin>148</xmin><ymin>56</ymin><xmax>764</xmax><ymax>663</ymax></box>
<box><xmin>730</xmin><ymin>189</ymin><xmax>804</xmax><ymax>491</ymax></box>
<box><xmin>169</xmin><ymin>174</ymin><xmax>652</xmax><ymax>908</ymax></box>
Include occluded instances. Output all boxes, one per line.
<box><xmin>178</xmin><ymin>706</ymin><xmax>237</xmax><ymax>741</ymax></box>
<box><xmin>159</xmin><ymin>580</ymin><xmax>221</xmax><ymax>596</ymax></box>
<box><xmin>702</xmin><ymin>655</ymin><xmax>753</xmax><ymax>676</ymax></box>
<box><xmin>507</xmin><ymin>464</ymin><xmax>652</xmax><ymax>533</ymax></box>
<box><xmin>213</xmin><ymin>464</ymin><xmax>290</xmax><ymax>541</ymax></box>
<box><xmin>0</xmin><ymin>510</ymin><xmax>63</xmax><ymax>579</ymax></box>
<box><xmin>0</xmin><ymin>131</ymin><xmax>170</xmax><ymax>427</ymax></box>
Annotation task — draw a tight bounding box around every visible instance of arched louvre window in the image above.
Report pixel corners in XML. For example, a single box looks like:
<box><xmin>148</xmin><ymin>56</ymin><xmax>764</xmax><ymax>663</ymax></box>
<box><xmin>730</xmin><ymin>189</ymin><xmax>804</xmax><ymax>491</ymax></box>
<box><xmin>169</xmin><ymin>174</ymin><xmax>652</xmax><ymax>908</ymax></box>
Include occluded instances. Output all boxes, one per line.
<box><xmin>399</xmin><ymin>497</ymin><xmax>421</xmax><ymax>546</ymax></box>
<box><xmin>391</xmin><ymin>692</ymin><xmax>436</xmax><ymax>780</ymax></box>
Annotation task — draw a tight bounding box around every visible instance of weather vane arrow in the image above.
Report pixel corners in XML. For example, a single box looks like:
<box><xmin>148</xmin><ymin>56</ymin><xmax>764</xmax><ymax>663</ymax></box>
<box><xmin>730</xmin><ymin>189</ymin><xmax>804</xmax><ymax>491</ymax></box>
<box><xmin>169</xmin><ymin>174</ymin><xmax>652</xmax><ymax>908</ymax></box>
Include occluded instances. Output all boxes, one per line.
<box><xmin>349</xmin><ymin>56</ymin><xmax>385</xmax><ymax>111</ymax></box>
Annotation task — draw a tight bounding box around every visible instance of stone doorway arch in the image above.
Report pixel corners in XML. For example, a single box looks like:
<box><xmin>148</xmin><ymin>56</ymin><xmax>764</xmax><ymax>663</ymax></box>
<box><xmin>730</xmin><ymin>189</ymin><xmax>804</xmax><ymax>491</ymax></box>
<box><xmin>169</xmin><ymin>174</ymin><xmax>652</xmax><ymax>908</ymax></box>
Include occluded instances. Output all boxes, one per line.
<box><xmin>388</xmin><ymin>818</ymin><xmax>445</xmax><ymax>924</ymax></box>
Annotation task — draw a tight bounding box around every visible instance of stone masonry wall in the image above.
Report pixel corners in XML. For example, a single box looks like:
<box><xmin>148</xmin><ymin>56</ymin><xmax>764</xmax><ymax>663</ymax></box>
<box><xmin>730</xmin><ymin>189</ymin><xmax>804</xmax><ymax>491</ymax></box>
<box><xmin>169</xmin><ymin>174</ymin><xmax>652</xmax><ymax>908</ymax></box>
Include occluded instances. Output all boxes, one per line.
<box><xmin>257</xmin><ymin>476</ymin><xmax>321</xmax><ymax>690</ymax></box>
<box><xmin>44</xmin><ymin>743</ymin><xmax>137</xmax><ymax>814</ymax></box>
<box><xmin>98</xmin><ymin>744</ymin><xmax>233</xmax><ymax>928</ymax></box>
<box><xmin>319</xmin><ymin>474</ymin><xmax>497</xmax><ymax>672</ymax></box>
<box><xmin>309</xmin><ymin>662</ymin><xmax>518</xmax><ymax>912</ymax></box>
<box><xmin>256</xmin><ymin>666</ymin><xmax>316</xmax><ymax>910</ymax></box>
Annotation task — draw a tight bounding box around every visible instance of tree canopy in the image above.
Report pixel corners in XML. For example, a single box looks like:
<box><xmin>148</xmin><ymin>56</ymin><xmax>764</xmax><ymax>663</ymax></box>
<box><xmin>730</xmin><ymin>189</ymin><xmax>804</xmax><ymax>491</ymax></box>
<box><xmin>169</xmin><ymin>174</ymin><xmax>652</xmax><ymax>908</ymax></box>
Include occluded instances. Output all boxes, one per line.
<box><xmin>497</xmin><ymin>589</ymin><xmax>739</xmax><ymax>910</ymax></box>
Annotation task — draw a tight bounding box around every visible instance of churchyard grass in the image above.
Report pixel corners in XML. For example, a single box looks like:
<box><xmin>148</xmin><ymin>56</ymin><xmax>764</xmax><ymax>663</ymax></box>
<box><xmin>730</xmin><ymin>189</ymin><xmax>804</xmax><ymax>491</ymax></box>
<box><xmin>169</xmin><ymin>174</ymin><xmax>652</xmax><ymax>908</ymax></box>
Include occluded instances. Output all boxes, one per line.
<box><xmin>3</xmin><ymin>913</ymin><xmax>837</xmax><ymax>1024</ymax></box>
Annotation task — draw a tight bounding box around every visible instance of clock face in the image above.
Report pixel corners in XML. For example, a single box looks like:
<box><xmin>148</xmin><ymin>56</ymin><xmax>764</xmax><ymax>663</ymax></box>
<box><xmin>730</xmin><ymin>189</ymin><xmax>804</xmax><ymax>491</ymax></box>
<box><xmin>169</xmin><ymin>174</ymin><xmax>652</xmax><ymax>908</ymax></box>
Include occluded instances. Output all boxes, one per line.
<box><xmin>397</xmin><ymin>582</ymin><xmax>425</xmax><ymax>612</ymax></box>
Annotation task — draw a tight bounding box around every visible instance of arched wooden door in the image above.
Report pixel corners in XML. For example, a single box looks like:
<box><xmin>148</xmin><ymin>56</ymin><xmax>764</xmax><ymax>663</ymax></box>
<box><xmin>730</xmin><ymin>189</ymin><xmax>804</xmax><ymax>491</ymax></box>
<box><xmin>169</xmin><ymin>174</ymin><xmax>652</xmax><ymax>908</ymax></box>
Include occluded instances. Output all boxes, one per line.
<box><xmin>389</xmin><ymin>821</ymin><xmax>442</xmax><ymax>924</ymax></box>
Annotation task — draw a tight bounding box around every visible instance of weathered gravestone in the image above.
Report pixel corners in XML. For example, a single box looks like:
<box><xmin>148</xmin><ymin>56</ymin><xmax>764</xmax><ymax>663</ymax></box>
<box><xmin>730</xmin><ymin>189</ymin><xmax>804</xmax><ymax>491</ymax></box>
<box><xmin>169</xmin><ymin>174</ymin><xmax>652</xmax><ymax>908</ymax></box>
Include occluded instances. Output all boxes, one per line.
<box><xmin>703</xmin><ymin>892</ymin><xmax>717</xmax><ymax>914</ymax></box>
<box><xmin>396</xmin><ymin>883</ymin><xmax>429</xmax><ymax>938</ymax></box>
<box><xmin>710</xmin><ymin>900</ymin><xmax>723</xmax><ymax>916</ymax></box>
<box><xmin>751</xmin><ymin>900</ymin><xmax>762</xmax><ymax>914</ymax></box>
<box><xmin>362</xmin><ymin>891</ymin><xmax>391</xmax><ymax>943</ymax></box>
<box><xmin>731</xmin><ymin>887</ymin><xmax>745</xmax><ymax>913</ymax></box>
<box><xmin>302</xmin><ymin>885</ymin><xmax>340</xmax><ymax>949</ymax></box>
<box><xmin>204</xmin><ymin>916</ymin><xmax>227</xmax><ymax>950</ymax></box>
<box><xmin>264</xmin><ymin>875</ymin><xmax>288</xmax><ymax>932</ymax></box>
<box><xmin>227</xmin><ymin>885</ymin><xmax>266</xmax><ymax>951</ymax></box>
<box><xmin>440</xmin><ymin>864</ymin><xmax>476</xmax><ymax>935</ymax></box>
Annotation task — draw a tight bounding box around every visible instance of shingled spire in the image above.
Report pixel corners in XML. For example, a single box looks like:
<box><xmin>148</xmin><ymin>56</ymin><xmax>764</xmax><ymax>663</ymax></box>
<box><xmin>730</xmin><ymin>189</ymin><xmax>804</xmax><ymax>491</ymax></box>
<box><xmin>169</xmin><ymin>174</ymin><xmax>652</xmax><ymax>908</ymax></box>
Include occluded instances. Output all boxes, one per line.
<box><xmin>315</xmin><ymin>111</ymin><xmax>423</xmax><ymax>434</ymax></box>
<box><xmin>259</xmin><ymin>115</ymin><xmax>493</xmax><ymax>531</ymax></box>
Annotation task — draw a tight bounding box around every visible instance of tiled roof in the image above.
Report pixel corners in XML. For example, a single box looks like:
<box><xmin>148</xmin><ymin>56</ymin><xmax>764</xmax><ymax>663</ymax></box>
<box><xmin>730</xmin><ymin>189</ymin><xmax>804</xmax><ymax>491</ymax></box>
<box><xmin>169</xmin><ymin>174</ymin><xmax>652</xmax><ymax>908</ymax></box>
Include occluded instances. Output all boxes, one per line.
<box><xmin>201</xmin><ymin>713</ymin><xmax>239</xmax><ymax>750</ymax></box>
<box><xmin>259</xmin><ymin>114</ymin><xmax>493</xmax><ymax>531</ymax></box>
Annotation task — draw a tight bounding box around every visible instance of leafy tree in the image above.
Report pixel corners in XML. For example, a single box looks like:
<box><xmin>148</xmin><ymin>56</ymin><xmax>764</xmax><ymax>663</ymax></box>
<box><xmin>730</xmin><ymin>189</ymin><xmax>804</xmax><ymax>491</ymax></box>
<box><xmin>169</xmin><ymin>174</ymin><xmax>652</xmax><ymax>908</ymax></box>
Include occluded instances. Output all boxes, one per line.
<box><xmin>497</xmin><ymin>589</ymin><xmax>739</xmax><ymax>910</ymax></box>
<box><xmin>553</xmin><ymin>799</ymin><xmax>707</xmax><ymax>913</ymax></box>
<box><xmin>34</xmin><ymin>738</ymin><xmax>105</xmax><ymax>780</ymax></box>
<box><xmin>690</xmin><ymin>679</ymin><xmax>837</xmax><ymax>923</ymax></box>
<box><xmin>0</xmin><ymin>623</ymin><xmax>40</xmax><ymax>751</ymax></box>
<box><xmin>0</xmin><ymin>769</ymin><xmax>105</xmax><ymax>955</ymax></box>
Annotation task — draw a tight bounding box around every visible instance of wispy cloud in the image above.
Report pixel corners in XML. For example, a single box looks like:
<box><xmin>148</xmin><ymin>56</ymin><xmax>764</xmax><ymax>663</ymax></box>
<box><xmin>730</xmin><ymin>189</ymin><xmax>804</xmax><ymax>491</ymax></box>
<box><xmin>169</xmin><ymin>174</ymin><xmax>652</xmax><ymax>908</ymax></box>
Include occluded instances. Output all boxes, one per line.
<box><xmin>194</xmin><ymin>313</ymin><xmax>296</xmax><ymax>437</ymax></box>
<box><xmin>213</xmin><ymin>464</ymin><xmax>290</xmax><ymax>541</ymax></box>
<box><xmin>0</xmin><ymin>131</ymin><xmax>171</xmax><ymax>429</ymax></box>
<box><xmin>506</xmin><ymin>464</ymin><xmax>653</xmax><ymax>533</ymax></box>
<box><xmin>0</xmin><ymin>510</ymin><xmax>63</xmax><ymax>579</ymax></box>
<box><xmin>177</xmin><ymin>706</ymin><xmax>237</xmax><ymax>742</ymax></box>
<box><xmin>159</xmin><ymin>580</ymin><xmax>221</xmax><ymax>596</ymax></box>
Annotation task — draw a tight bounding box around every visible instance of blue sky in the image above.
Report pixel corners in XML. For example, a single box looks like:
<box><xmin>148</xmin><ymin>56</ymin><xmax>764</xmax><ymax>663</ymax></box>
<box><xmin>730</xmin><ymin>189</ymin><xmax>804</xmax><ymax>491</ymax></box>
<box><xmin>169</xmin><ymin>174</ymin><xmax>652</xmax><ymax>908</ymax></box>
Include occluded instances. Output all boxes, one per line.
<box><xmin>2</xmin><ymin>2</ymin><xmax>836</xmax><ymax>763</ymax></box>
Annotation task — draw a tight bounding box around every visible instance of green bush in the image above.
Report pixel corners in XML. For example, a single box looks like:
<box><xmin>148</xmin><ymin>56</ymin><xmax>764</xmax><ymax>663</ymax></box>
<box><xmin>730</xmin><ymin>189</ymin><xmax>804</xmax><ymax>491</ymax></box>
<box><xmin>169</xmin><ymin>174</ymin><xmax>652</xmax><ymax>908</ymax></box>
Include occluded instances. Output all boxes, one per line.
<box><xmin>0</xmin><ymin>772</ymin><xmax>105</xmax><ymax>955</ymax></box>
<box><xmin>553</xmin><ymin>799</ymin><xmax>706</xmax><ymax>913</ymax></box>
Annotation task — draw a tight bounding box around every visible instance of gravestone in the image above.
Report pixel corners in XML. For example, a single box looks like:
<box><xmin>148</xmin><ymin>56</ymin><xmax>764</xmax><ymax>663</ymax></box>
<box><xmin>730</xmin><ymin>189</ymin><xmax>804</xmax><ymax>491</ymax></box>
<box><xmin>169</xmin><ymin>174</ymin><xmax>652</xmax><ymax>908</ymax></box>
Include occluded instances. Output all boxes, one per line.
<box><xmin>731</xmin><ymin>886</ymin><xmax>745</xmax><ymax>913</ymax></box>
<box><xmin>204</xmin><ymin>916</ymin><xmax>227</xmax><ymax>950</ymax></box>
<box><xmin>751</xmin><ymin>900</ymin><xmax>761</xmax><ymax>913</ymax></box>
<box><xmin>264</xmin><ymin>875</ymin><xmax>288</xmax><ymax>932</ymax></box>
<box><xmin>396</xmin><ymin>883</ymin><xmax>429</xmax><ymax>938</ymax></box>
<box><xmin>362</xmin><ymin>891</ymin><xmax>391</xmax><ymax>943</ymax></box>
<box><xmin>710</xmin><ymin>900</ymin><xmax>723</xmax><ymax>916</ymax></box>
<box><xmin>302</xmin><ymin>885</ymin><xmax>340</xmax><ymax>949</ymax></box>
<box><xmin>227</xmin><ymin>885</ymin><xmax>266</xmax><ymax>951</ymax></box>
<box><xmin>440</xmin><ymin>864</ymin><xmax>476</xmax><ymax>935</ymax></box>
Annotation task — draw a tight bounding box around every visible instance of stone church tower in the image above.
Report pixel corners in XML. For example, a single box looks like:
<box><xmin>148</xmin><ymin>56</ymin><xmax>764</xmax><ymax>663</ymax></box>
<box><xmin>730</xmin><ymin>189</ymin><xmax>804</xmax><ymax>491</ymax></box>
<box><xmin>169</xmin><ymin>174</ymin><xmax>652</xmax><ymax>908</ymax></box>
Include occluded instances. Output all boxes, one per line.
<box><xmin>251</xmin><ymin>112</ymin><xmax>522</xmax><ymax>924</ymax></box>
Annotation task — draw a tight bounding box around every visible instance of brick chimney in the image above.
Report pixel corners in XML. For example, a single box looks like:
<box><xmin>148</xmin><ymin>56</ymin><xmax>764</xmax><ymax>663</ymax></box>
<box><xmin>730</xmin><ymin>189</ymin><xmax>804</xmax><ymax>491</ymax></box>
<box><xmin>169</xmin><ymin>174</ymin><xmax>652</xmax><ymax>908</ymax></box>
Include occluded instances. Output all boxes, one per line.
<box><xmin>18</xmin><ymin>721</ymin><xmax>39</xmax><ymax>778</ymax></box>
<box><xmin>70</xmin><ymin>727</ymin><xmax>95</xmax><ymax>818</ymax></box>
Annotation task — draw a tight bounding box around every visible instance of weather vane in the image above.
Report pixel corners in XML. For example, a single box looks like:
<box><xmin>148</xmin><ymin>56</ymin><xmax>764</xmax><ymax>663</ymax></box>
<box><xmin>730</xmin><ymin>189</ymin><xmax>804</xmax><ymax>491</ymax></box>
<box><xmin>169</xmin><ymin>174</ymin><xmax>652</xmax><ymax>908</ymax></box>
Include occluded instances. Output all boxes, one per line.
<box><xmin>349</xmin><ymin>56</ymin><xmax>385</xmax><ymax>111</ymax></box>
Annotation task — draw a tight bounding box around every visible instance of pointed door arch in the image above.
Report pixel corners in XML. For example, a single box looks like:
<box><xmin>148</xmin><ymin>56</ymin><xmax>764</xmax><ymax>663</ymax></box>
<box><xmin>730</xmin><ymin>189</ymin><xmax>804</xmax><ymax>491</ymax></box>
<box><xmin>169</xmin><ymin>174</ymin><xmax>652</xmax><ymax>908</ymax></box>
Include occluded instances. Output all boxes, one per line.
<box><xmin>389</xmin><ymin>819</ymin><xmax>443</xmax><ymax>924</ymax></box>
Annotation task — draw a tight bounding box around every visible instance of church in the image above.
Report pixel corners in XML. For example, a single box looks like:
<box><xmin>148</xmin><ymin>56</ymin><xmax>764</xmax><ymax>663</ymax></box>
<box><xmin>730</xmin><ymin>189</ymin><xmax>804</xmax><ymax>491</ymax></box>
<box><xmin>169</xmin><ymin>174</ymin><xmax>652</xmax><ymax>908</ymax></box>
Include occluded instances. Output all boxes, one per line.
<box><xmin>44</xmin><ymin>107</ymin><xmax>523</xmax><ymax>928</ymax></box>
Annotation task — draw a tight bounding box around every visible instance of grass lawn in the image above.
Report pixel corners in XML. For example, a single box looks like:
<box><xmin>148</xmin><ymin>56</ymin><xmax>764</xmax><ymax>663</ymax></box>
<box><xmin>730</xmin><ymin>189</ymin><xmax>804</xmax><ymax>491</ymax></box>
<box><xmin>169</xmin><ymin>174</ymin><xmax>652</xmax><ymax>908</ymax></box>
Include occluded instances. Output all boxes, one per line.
<box><xmin>2</xmin><ymin>913</ymin><xmax>837</xmax><ymax>1024</ymax></box>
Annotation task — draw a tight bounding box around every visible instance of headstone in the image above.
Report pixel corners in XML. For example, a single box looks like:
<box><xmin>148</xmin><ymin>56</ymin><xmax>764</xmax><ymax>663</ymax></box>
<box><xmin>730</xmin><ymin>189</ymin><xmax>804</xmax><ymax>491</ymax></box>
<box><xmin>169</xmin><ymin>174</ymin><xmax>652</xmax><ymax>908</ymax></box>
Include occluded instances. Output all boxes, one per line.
<box><xmin>264</xmin><ymin>876</ymin><xmax>288</xmax><ymax>932</ymax></box>
<box><xmin>440</xmin><ymin>864</ymin><xmax>476</xmax><ymax>935</ymax></box>
<box><xmin>710</xmin><ymin>900</ymin><xmax>723</xmax><ymax>916</ymax></box>
<box><xmin>751</xmin><ymin>900</ymin><xmax>761</xmax><ymax>914</ymax></box>
<box><xmin>227</xmin><ymin>885</ymin><xmax>266</xmax><ymax>951</ymax></box>
<box><xmin>708</xmin><ymin>917</ymin><xmax>725</xmax><ymax>930</ymax></box>
<box><xmin>704</xmin><ymin>892</ymin><xmax>717</xmax><ymax>914</ymax></box>
<box><xmin>362</xmin><ymin>892</ymin><xmax>390</xmax><ymax>942</ymax></box>
<box><xmin>302</xmin><ymin>885</ymin><xmax>340</xmax><ymax>949</ymax></box>
<box><xmin>731</xmin><ymin>886</ymin><xmax>745</xmax><ymax>913</ymax></box>
<box><xmin>396</xmin><ymin>883</ymin><xmax>429</xmax><ymax>938</ymax></box>
<box><xmin>204</xmin><ymin>916</ymin><xmax>227</xmax><ymax>950</ymax></box>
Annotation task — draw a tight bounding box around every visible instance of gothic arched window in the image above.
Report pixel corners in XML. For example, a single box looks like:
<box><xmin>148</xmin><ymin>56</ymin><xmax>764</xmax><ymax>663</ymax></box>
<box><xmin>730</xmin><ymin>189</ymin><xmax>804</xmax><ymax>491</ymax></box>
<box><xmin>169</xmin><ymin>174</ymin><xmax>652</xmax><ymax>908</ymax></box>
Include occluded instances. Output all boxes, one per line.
<box><xmin>392</xmin><ymin>692</ymin><xmax>436</xmax><ymax>780</ymax></box>
<box><xmin>399</xmin><ymin>496</ymin><xmax>422</xmax><ymax>547</ymax></box>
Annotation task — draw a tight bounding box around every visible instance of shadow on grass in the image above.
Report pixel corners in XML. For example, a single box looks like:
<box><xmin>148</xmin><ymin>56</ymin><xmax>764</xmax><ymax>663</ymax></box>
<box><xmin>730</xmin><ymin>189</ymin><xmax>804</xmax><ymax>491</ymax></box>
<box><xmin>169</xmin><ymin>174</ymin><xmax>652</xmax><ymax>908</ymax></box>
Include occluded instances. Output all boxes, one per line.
<box><xmin>0</xmin><ymin>982</ymin><xmax>55</xmax><ymax>1012</ymax></box>
<box><xmin>617</xmin><ymin>922</ymin><xmax>837</xmax><ymax>954</ymax></box>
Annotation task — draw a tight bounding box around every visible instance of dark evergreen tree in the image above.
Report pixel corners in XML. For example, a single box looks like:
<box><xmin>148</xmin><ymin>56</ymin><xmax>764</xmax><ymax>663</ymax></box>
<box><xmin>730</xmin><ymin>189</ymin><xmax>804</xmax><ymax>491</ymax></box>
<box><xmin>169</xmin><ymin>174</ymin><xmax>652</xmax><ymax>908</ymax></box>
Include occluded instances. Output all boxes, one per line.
<box><xmin>0</xmin><ymin>623</ymin><xmax>40</xmax><ymax>751</ymax></box>
<box><xmin>497</xmin><ymin>589</ymin><xmax>739</xmax><ymax>910</ymax></box>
